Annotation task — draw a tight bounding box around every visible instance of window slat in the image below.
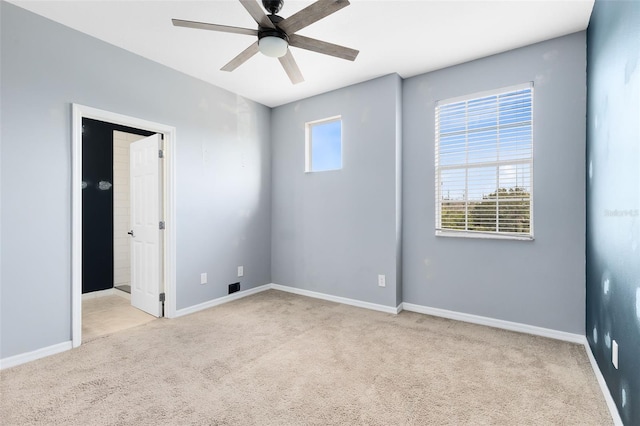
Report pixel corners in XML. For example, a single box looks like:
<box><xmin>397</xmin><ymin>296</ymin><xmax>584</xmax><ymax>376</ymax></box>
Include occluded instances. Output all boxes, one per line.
<box><xmin>435</xmin><ymin>84</ymin><xmax>533</xmax><ymax>238</ymax></box>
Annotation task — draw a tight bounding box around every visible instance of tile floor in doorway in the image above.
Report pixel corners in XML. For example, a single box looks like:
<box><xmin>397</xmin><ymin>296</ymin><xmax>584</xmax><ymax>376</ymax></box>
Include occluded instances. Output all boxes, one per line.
<box><xmin>82</xmin><ymin>294</ymin><xmax>157</xmax><ymax>342</ymax></box>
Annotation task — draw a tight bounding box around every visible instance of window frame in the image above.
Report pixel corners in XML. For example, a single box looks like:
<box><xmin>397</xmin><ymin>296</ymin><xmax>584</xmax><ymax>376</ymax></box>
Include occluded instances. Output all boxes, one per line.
<box><xmin>305</xmin><ymin>115</ymin><xmax>343</xmax><ymax>173</ymax></box>
<box><xmin>434</xmin><ymin>83</ymin><xmax>534</xmax><ymax>241</ymax></box>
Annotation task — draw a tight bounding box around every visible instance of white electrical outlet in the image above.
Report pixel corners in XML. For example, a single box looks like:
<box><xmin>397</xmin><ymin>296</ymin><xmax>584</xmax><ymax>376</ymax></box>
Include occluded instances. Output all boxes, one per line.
<box><xmin>378</xmin><ymin>274</ymin><xmax>386</xmax><ymax>287</ymax></box>
<box><xmin>238</xmin><ymin>266</ymin><xmax>244</xmax><ymax>277</ymax></box>
<box><xmin>200</xmin><ymin>273</ymin><xmax>207</xmax><ymax>285</ymax></box>
<box><xmin>612</xmin><ymin>340</ymin><xmax>619</xmax><ymax>369</ymax></box>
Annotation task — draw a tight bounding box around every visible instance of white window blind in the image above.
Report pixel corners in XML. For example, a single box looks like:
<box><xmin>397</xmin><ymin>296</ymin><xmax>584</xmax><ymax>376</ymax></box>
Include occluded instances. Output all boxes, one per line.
<box><xmin>435</xmin><ymin>83</ymin><xmax>533</xmax><ymax>239</ymax></box>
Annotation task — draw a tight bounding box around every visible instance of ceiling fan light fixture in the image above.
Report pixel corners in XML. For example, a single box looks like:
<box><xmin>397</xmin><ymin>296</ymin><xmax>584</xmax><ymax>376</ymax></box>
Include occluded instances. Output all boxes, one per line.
<box><xmin>259</xmin><ymin>35</ymin><xmax>288</xmax><ymax>58</ymax></box>
<box><xmin>172</xmin><ymin>0</ymin><xmax>358</xmax><ymax>84</ymax></box>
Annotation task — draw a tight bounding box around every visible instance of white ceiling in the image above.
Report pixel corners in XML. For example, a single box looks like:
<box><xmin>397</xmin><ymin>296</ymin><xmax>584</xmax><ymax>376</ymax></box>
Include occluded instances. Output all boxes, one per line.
<box><xmin>10</xmin><ymin>0</ymin><xmax>594</xmax><ymax>107</ymax></box>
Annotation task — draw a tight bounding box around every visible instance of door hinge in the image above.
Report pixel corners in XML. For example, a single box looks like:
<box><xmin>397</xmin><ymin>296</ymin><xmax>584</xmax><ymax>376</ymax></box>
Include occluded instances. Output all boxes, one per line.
<box><xmin>159</xmin><ymin>292</ymin><xmax>165</xmax><ymax>302</ymax></box>
<box><xmin>159</xmin><ymin>149</ymin><xmax>164</xmax><ymax>158</ymax></box>
<box><xmin>159</xmin><ymin>221</ymin><xmax>165</xmax><ymax>230</ymax></box>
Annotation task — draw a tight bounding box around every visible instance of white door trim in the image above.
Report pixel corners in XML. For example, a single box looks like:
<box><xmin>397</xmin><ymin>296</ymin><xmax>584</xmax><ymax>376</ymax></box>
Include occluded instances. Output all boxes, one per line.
<box><xmin>71</xmin><ymin>104</ymin><xmax>177</xmax><ymax>348</ymax></box>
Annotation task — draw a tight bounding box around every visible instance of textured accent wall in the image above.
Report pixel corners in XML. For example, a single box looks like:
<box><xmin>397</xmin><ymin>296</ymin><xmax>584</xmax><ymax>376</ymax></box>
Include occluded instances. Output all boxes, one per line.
<box><xmin>586</xmin><ymin>1</ymin><xmax>640</xmax><ymax>424</ymax></box>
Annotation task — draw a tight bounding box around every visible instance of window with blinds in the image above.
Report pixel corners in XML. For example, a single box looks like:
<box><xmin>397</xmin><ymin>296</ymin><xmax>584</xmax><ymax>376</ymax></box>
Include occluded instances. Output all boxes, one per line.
<box><xmin>435</xmin><ymin>83</ymin><xmax>533</xmax><ymax>239</ymax></box>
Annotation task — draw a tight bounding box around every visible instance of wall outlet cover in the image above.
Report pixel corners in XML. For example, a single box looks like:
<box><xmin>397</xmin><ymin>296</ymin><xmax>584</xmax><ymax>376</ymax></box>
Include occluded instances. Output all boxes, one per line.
<box><xmin>612</xmin><ymin>340</ymin><xmax>619</xmax><ymax>369</ymax></box>
<box><xmin>200</xmin><ymin>273</ymin><xmax>207</xmax><ymax>285</ymax></box>
<box><xmin>378</xmin><ymin>274</ymin><xmax>386</xmax><ymax>287</ymax></box>
<box><xmin>238</xmin><ymin>266</ymin><xmax>244</xmax><ymax>277</ymax></box>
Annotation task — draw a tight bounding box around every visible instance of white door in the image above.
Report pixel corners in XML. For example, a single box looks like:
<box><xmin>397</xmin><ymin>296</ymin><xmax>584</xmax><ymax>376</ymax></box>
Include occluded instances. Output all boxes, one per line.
<box><xmin>130</xmin><ymin>134</ymin><xmax>162</xmax><ymax>317</ymax></box>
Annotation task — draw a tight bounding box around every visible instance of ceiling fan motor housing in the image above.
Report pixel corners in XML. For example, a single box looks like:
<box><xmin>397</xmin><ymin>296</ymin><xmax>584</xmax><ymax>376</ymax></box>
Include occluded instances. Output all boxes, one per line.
<box><xmin>258</xmin><ymin>14</ymin><xmax>288</xmax><ymax>43</ymax></box>
<box><xmin>262</xmin><ymin>0</ymin><xmax>284</xmax><ymax>15</ymax></box>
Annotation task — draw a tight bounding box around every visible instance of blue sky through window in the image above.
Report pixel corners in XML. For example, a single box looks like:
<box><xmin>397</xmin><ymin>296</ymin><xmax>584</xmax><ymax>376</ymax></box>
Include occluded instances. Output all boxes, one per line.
<box><xmin>437</xmin><ymin>88</ymin><xmax>532</xmax><ymax>201</ymax></box>
<box><xmin>310</xmin><ymin>119</ymin><xmax>342</xmax><ymax>172</ymax></box>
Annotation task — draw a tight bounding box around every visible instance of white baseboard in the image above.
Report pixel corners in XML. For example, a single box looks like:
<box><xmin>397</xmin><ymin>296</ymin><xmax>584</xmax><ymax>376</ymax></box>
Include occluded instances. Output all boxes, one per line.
<box><xmin>82</xmin><ymin>288</ymin><xmax>130</xmax><ymax>300</ymax></box>
<box><xmin>1</xmin><ymin>285</ymin><xmax>272</xmax><ymax>369</ymax></box>
<box><xmin>271</xmin><ymin>283</ymin><xmax>401</xmax><ymax>314</ymax></box>
<box><xmin>173</xmin><ymin>284</ymin><xmax>272</xmax><ymax>318</ymax></box>
<box><xmin>400</xmin><ymin>302</ymin><xmax>585</xmax><ymax>344</ymax></box>
<box><xmin>0</xmin><ymin>341</ymin><xmax>73</xmax><ymax>370</ymax></box>
<box><xmin>82</xmin><ymin>288</ymin><xmax>114</xmax><ymax>300</ymax></box>
<box><xmin>584</xmin><ymin>342</ymin><xmax>624</xmax><ymax>425</ymax></box>
<box><xmin>7</xmin><ymin>280</ymin><xmax>619</xmax><ymax>426</ymax></box>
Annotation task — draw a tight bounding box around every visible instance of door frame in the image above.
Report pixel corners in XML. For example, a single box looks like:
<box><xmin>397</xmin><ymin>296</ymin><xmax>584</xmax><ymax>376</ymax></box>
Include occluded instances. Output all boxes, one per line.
<box><xmin>71</xmin><ymin>104</ymin><xmax>177</xmax><ymax>348</ymax></box>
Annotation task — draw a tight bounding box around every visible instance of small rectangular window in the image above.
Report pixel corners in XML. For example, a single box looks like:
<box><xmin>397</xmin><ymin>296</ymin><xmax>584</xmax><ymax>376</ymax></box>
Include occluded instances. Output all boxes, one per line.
<box><xmin>435</xmin><ymin>83</ymin><xmax>534</xmax><ymax>240</ymax></box>
<box><xmin>306</xmin><ymin>116</ymin><xmax>342</xmax><ymax>172</ymax></box>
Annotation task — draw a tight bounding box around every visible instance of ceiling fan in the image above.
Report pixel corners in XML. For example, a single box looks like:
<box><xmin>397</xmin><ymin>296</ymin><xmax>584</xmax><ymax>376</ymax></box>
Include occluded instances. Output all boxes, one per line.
<box><xmin>172</xmin><ymin>0</ymin><xmax>359</xmax><ymax>84</ymax></box>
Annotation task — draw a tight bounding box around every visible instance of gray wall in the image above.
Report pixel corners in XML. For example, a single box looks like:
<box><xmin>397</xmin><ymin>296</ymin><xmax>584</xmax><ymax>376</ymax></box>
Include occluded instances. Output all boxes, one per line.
<box><xmin>586</xmin><ymin>0</ymin><xmax>640</xmax><ymax>424</ymax></box>
<box><xmin>0</xmin><ymin>2</ymin><xmax>271</xmax><ymax>359</ymax></box>
<box><xmin>402</xmin><ymin>32</ymin><xmax>587</xmax><ymax>333</ymax></box>
<box><xmin>1</xmin><ymin>0</ymin><xmax>591</xmax><ymax>361</ymax></box>
<box><xmin>271</xmin><ymin>74</ymin><xmax>403</xmax><ymax>308</ymax></box>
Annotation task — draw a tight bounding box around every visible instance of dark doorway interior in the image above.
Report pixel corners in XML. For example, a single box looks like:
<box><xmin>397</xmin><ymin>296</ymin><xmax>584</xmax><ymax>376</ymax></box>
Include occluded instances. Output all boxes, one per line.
<box><xmin>81</xmin><ymin>118</ymin><xmax>154</xmax><ymax>294</ymax></box>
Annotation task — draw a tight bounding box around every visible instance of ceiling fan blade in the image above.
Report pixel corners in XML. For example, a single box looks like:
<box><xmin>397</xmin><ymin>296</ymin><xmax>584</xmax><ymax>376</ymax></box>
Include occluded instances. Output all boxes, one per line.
<box><xmin>288</xmin><ymin>34</ymin><xmax>358</xmax><ymax>61</ymax></box>
<box><xmin>278</xmin><ymin>0</ymin><xmax>350</xmax><ymax>35</ymax></box>
<box><xmin>172</xmin><ymin>19</ymin><xmax>258</xmax><ymax>36</ymax></box>
<box><xmin>221</xmin><ymin>41</ymin><xmax>260</xmax><ymax>72</ymax></box>
<box><xmin>278</xmin><ymin>49</ymin><xmax>304</xmax><ymax>84</ymax></box>
<box><xmin>239</xmin><ymin>0</ymin><xmax>276</xmax><ymax>29</ymax></box>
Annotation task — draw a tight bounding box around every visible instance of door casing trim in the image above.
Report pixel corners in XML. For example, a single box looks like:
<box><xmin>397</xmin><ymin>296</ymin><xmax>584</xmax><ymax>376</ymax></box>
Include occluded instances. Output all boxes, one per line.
<box><xmin>71</xmin><ymin>104</ymin><xmax>177</xmax><ymax>348</ymax></box>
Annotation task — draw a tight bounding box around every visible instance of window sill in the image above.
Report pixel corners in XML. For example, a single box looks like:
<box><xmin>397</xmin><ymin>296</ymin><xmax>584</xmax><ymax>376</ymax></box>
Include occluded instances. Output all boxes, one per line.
<box><xmin>435</xmin><ymin>230</ymin><xmax>534</xmax><ymax>241</ymax></box>
<box><xmin>304</xmin><ymin>168</ymin><xmax>342</xmax><ymax>174</ymax></box>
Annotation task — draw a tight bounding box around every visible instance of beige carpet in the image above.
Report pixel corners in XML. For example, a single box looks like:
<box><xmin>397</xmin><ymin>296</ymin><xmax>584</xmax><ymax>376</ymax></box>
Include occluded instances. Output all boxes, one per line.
<box><xmin>1</xmin><ymin>290</ymin><xmax>611</xmax><ymax>425</ymax></box>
